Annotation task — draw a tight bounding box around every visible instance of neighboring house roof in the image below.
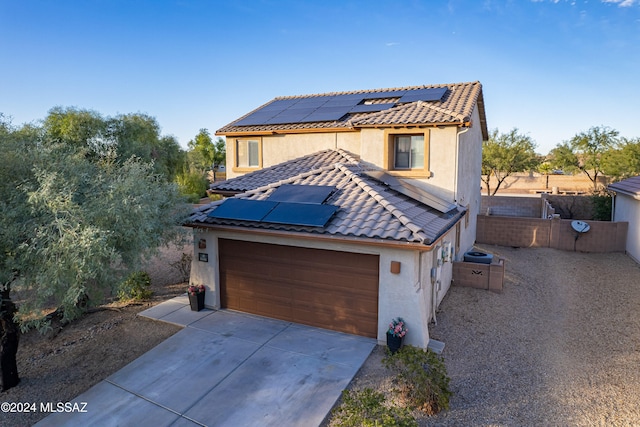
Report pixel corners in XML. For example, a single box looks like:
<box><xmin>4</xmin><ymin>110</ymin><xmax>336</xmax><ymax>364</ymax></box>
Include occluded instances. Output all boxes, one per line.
<box><xmin>189</xmin><ymin>150</ymin><xmax>465</xmax><ymax>247</ymax></box>
<box><xmin>609</xmin><ymin>176</ymin><xmax>640</xmax><ymax>199</ymax></box>
<box><xmin>217</xmin><ymin>81</ymin><xmax>488</xmax><ymax>140</ymax></box>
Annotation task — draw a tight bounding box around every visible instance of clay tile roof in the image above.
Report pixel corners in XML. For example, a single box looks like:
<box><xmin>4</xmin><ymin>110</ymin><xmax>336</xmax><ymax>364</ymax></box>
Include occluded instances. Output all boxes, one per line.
<box><xmin>188</xmin><ymin>150</ymin><xmax>465</xmax><ymax>246</ymax></box>
<box><xmin>609</xmin><ymin>175</ymin><xmax>640</xmax><ymax>198</ymax></box>
<box><xmin>209</xmin><ymin>149</ymin><xmax>358</xmax><ymax>193</ymax></box>
<box><xmin>217</xmin><ymin>81</ymin><xmax>488</xmax><ymax>140</ymax></box>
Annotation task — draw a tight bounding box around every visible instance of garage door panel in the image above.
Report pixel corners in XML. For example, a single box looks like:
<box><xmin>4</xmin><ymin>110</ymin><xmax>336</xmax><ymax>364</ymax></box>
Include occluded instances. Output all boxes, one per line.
<box><xmin>219</xmin><ymin>239</ymin><xmax>379</xmax><ymax>338</ymax></box>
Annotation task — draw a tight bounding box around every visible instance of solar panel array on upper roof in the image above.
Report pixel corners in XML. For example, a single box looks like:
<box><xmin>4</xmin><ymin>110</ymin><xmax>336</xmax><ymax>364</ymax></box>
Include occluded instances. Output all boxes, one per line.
<box><xmin>234</xmin><ymin>87</ymin><xmax>448</xmax><ymax>126</ymax></box>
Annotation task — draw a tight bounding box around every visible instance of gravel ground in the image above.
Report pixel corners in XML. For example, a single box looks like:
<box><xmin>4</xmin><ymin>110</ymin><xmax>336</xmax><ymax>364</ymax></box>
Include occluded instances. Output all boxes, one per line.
<box><xmin>421</xmin><ymin>245</ymin><xmax>640</xmax><ymax>426</ymax></box>
<box><xmin>5</xmin><ymin>242</ymin><xmax>640</xmax><ymax>426</ymax></box>
<box><xmin>337</xmin><ymin>245</ymin><xmax>640</xmax><ymax>426</ymax></box>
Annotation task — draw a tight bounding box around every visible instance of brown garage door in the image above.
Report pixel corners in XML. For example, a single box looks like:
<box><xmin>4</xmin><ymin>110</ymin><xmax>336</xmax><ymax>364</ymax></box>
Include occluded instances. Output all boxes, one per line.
<box><xmin>219</xmin><ymin>239</ymin><xmax>379</xmax><ymax>338</ymax></box>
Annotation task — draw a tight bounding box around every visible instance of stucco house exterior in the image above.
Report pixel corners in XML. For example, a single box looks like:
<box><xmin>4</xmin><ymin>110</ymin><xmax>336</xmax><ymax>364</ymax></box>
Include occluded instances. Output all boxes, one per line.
<box><xmin>609</xmin><ymin>176</ymin><xmax>640</xmax><ymax>263</ymax></box>
<box><xmin>186</xmin><ymin>81</ymin><xmax>488</xmax><ymax>348</ymax></box>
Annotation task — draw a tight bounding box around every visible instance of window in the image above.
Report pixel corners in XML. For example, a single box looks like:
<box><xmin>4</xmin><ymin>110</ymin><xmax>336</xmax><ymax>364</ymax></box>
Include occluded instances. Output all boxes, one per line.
<box><xmin>384</xmin><ymin>128</ymin><xmax>430</xmax><ymax>177</ymax></box>
<box><xmin>394</xmin><ymin>135</ymin><xmax>424</xmax><ymax>169</ymax></box>
<box><xmin>236</xmin><ymin>139</ymin><xmax>260</xmax><ymax>168</ymax></box>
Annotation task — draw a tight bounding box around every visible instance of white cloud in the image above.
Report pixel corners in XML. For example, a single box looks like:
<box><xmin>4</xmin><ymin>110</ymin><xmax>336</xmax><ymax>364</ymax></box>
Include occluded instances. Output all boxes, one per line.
<box><xmin>601</xmin><ymin>0</ymin><xmax>637</xmax><ymax>6</ymax></box>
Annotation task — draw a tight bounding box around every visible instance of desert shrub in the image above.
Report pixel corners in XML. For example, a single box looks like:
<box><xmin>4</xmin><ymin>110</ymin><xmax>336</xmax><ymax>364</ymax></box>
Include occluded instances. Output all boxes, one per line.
<box><xmin>331</xmin><ymin>388</ymin><xmax>416</xmax><ymax>427</ymax></box>
<box><xmin>383</xmin><ymin>346</ymin><xmax>451</xmax><ymax>415</ymax></box>
<box><xmin>176</xmin><ymin>170</ymin><xmax>208</xmax><ymax>202</ymax></box>
<box><xmin>117</xmin><ymin>271</ymin><xmax>152</xmax><ymax>301</ymax></box>
<box><xmin>591</xmin><ymin>192</ymin><xmax>612</xmax><ymax>221</ymax></box>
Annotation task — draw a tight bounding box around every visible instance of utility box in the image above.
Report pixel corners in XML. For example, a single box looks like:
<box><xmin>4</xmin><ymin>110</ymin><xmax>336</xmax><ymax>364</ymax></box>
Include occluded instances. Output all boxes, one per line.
<box><xmin>452</xmin><ymin>258</ymin><xmax>505</xmax><ymax>293</ymax></box>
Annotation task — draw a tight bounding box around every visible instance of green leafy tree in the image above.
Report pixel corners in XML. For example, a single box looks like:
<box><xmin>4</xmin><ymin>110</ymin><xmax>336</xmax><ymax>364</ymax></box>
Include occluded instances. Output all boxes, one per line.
<box><xmin>43</xmin><ymin>107</ymin><xmax>185</xmax><ymax>181</ymax></box>
<box><xmin>602</xmin><ymin>137</ymin><xmax>640</xmax><ymax>182</ymax></box>
<box><xmin>0</xmin><ymin>116</ymin><xmax>190</xmax><ymax>391</ymax></box>
<box><xmin>187</xmin><ymin>129</ymin><xmax>226</xmax><ymax>172</ymax></box>
<box><xmin>481</xmin><ymin>128</ymin><xmax>539</xmax><ymax>196</ymax></box>
<box><xmin>563</xmin><ymin>126</ymin><xmax>619</xmax><ymax>191</ymax></box>
<box><xmin>548</xmin><ymin>142</ymin><xmax>580</xmax><ymax>175</ymax></box>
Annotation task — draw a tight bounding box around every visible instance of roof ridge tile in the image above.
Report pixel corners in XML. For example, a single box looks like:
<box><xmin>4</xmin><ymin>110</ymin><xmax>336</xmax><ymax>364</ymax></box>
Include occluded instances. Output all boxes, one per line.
<box><xmin>238</xmin><ymin>164</ymin><xmax>335</xmax><ymax>198</ymax></box>
<box><xmin>335</xmin><ymin>164</ymin><xmax>426</xmax><ymax>243</ymax></box>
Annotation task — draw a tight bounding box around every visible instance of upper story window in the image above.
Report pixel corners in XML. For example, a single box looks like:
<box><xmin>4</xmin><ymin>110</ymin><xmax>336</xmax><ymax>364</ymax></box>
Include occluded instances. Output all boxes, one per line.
<box><xmin>384</xmin><ymin>128</ymin><xmax>430</xmax><ymax>178</ymax></box>
<box><xmin>234</xmin><ymin>138</ymin><xmax>262</xmax><ymax>171</ymax></box>
<box><xmin>394</xmin><ymin>135</ymin><xmax>424</xmax><ymax>169</ymax></box>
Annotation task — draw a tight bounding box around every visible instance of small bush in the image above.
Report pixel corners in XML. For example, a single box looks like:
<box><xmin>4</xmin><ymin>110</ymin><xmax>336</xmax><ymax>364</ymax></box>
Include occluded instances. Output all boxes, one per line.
<box><xmin>383</xmin><ymin>346</ymin><xmax>452</xmax><ymax>415</ymax></box>
<box><xmin>331</xmin><ymin>388</ymin><xmax>416</xmax><ymax>427</ymax></box>
<box><xmin>176</xmin><ymin>170</ymin><xmax>208</xmax><ymax>201</ymax></box>
<box><xmin>117</xmin><ymin>271</ymin><xmax>152</xmax><ymax>301</ymax></box>
<box><xmin>591</xmin><ymin>192</ymin><xmax>612</xmax><ymax>221</ymax></box>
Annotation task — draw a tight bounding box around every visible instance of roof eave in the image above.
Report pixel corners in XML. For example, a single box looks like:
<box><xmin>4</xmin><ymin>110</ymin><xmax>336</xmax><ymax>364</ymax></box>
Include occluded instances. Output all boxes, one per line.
<box><xmin>216</xmin><ymin>126</ymin><xmax>356</xmax><ymax>137</ymax></box>
<box><xmin>183</xmin><ymin>222</ymin><xmax>449</xmax><ymax>252</ymax></box>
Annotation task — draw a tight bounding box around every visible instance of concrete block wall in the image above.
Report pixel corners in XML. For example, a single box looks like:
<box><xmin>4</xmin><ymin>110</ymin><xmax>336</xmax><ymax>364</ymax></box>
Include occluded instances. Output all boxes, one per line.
<box><xmin>452</xmin><ymin>258</ymin><xmax>505</xmax><ymax>293</ymax></box>
<box><xmin>481</xmin><ymin>196</ymin><xmax>545</xmax><ymax>218</ymax></box>
<box><xmin>477</xmin><ymin>216</ymin><xmax>551</xmax><ymax>247</ymax></box>
<box><xmin>477</xmin><ymin>215</ymin><xmax>628</xmax><ymax>253</ymax></box>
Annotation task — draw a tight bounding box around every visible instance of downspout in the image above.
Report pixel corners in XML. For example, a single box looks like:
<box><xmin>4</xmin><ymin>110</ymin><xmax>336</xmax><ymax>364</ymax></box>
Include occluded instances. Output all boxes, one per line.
<box><xmin>454</xmin><ymin>126</ymin><xmax>470</xmax><ymax>203</ymax></box>
<box><xmin>611</xmin><ymin>191</ymin><xmax>616</xmax><ymax>222</ymax></box>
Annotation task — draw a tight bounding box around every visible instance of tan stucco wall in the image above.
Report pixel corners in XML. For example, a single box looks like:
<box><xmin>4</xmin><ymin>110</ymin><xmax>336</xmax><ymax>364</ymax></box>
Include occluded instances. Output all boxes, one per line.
<box><xmin>225</xmin><ymin>132</ymin><xmax>360</xmax><ymax>179</ymax></box>
<box><xmin>613</xmin><ymin>194</ymin><xmax>640</xmax><ymax>263</ymax></box>
<box><xmin>454</xmin><ymin>105</ymin><xmax>484</xmax><ymax>257</ymax></box>
<box><xmin>189</xmin><ymin>228</ymin><xmax>453</xmax><ymax>348</ymax></box>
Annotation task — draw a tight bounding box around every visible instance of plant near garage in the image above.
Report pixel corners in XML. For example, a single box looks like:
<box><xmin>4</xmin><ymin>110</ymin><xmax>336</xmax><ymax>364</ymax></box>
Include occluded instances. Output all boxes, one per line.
<box><xmin>187</xmin><ymin>283</ymin><xmax>206</xmax><ymax>311</ymax></box>
<box><xmin>383</xmin><ymin>345</ymin><xmax>452</xmax><ymax>415</ymax></box>
<box><xmin>330</xmin><ymin>388</ymin><xmax>416</xmax><ymax>427</ymax></box>
<box><xmin>386</xmin><ymin>317</ymin><xmax>408</xmax><ymax>353</ymax></box>
<box><xmin>117</xmin><ymin>271</ymin><xmax>153</xmax><ymax>301</ymax></box>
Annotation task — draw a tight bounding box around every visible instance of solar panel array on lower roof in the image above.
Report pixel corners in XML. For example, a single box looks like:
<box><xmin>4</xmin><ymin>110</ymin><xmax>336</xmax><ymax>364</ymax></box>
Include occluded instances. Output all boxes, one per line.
<box><xmin>208</xmin><ymin>185</ymin><xmax>339</xmax><ymax>227</ymax></box>
<box><xmin>262</xmin><ymin>202</ymin><xmax>339</xmax><ymax>227</ymax></box>
<box><xmin>208</xmin><ymin>198</ymin><xmax>277</xmax><ymax>221</ymax></box>
<box><xmin>267</xmin><ymin>184</ymin><xmax>336</xmax><ymax>204</ymax></box>
<box><xmin>234</xmin><ymin>87</ymin><xmax>448</xmax><ymax>126</ymax></box>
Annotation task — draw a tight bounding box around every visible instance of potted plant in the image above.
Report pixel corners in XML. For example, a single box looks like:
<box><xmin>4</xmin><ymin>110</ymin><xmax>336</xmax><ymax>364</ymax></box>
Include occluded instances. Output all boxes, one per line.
<box><xmin>187</xmin><ymin>284</ymin><xmax>206</xmax><ymax>311</ymax></box>
<box><xmin>386</xmin><ymin>317</ymin><xmax>407</xmax><ymax>353</ymax></box>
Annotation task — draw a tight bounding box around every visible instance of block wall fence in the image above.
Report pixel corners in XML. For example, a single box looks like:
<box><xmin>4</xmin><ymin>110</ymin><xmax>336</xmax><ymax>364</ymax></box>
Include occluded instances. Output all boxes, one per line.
<box><xmin>476</xmin><ymin>215</ymin><xmax>627</xmax><ymax>253</ymax></box>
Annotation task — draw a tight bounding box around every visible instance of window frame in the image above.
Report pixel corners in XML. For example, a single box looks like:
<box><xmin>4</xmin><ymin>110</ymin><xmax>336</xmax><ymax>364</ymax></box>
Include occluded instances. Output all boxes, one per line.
<box><xmin>233</xmin><ymin>137</ymin><xmax>263</xmax><ymax>172</ymax></box>
<box><xmin>383</xmin><ymin>128</ymin><xmax>431</xmax><ymax>178</ymax></box>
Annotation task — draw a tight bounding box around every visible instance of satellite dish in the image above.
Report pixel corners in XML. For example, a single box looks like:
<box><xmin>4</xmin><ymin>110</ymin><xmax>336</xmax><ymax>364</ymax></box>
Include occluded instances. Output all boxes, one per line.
<box><xmin>571</xmin><ymin>220</ymin><xmax>590</xmax><ymax>233</ymax></box>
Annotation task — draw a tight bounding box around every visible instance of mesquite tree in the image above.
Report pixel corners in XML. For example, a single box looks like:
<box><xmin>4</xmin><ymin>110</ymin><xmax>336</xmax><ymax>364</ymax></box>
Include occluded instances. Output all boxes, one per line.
<box><xmin>481</xmin><ymin>128</ymin><xmax>539</xmax><ymax>196</ymax></box>
<box><xmin>0</xmin><ymin>113</ymin><xmax>190</xmax><ymax>391</ymax></box>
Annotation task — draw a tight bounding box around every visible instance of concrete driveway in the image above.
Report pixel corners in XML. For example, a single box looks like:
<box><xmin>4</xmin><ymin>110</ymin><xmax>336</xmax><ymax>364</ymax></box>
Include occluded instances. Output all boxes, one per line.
<box><xmin>35</xmin><ymin>297</ymin><xmax>375</xmax><ymax>427</ymax></box>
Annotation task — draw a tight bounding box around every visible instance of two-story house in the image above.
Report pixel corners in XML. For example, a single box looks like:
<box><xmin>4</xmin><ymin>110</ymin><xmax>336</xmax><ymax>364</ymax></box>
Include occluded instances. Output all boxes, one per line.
<box><xmin>186</xmin><ymin>81</ymin><xmax>488</xmax><ymax>348</ymax></box>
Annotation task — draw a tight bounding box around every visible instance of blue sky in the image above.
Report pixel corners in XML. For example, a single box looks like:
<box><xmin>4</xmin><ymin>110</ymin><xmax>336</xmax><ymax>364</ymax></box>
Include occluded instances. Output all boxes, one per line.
<box><xmin>1</xmin><ymin>0</ymin><xmax>638</xmax><ymax>154</ymax></box>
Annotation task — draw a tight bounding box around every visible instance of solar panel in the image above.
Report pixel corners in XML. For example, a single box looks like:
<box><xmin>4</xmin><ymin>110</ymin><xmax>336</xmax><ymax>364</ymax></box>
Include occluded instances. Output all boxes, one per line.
<box><xmin>304</xmin><ymin>107</ymin><xmax>351</xmax><ymax>122</ymax></box>
<box><xmin>261</xmin><ymin>99</ymin><xmax>299</xmax><ymax>111</ymax></box>
<box><xmin>324</xmin><ymin>97</ymin><xmax>363</xmax><ymax>107</ymax></box>
<box><xmin>266</xmin><ymin>108</ymin><xmax>316</xmax><ymax>124</ymax></box>
<box><xmin>349</xmin><ymin>103</ymin><xmax>396</xmax><ymax>113</ymax></box>
<box><xmin>364</xmin><ymin>170</ymin><xmax>457</xmax><ymax>213</ymax></box>
<box><xmin>262</xmin><ymin>202</ymin><xmax>339</xmax><ymax>227</ymax></box>
<box><xmin>398</xmin><ymin>87</ymin><xmax>448</xmax><ymax>103</ymax></box>
<box><xmin>267</xmin><ymin>184</ymin><xmax>336</xmax><ymax>204</ymax></box>
<box><xmin>293</xmin><ymin>96</ymin><xmax>332</xmax><ymax>106</ymax></box>
<box><xmin>233</xmin><ymin>87</ymin><xmax>449</xmax><ymax>126</ymax></box>
<box><xmin>208</xmin><ymin>198</ymin><xmax>277</xmax><ymax>221</ymax></box>
<box><xmin>362</xmin><ymin>90</ymin><xmax>407</xmax><ymax>99</ymax></box>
